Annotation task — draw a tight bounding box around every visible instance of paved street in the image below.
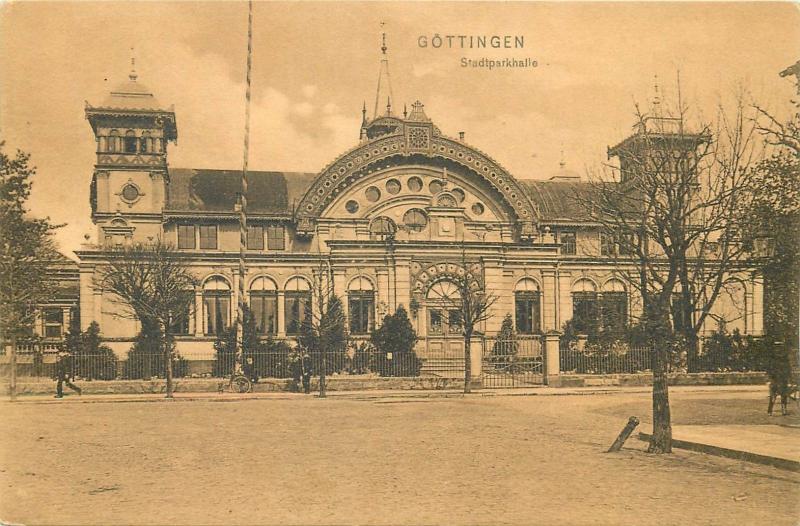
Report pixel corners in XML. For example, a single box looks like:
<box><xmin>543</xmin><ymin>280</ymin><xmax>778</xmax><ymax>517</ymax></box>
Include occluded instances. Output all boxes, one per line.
<box><xmin>2</xmin><ymin>390</ymin><xmax>798</xmax><ymax>525</ymax></box>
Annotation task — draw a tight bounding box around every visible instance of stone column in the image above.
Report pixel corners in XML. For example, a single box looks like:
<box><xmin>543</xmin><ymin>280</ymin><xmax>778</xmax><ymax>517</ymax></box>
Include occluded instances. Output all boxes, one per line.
<box><xmin>482</xmin><ymin>257</ymin><xmax>505</xmax><ymax>334</ymax></box>
<box><xmin>544</xmin><ymin>331</ymin><xmax>562</xmax><ymax>386</ymax></box>
<box><xmin>557</xmin><ymin>269</ymin><xmax>572</xmax><ymax>332</ymax></box>
<box><xmin>79</xmin><ymin>266</ymin><xmax>95</xmax><ymax>330</ymax></box>
<box><xmin>470</xmin><ymin>336</ymin><xmax>483</xmax><ymax>389</ymax></box>
<box><xmin>277</xmin><ymin>291</ymin><xmax>286</xmax><ymax>337</ymax></box>
<box><xmin>394</xmin><ymin>257</ymin><xmax>411</xmax><ymax>311</ymax></box>
<box><xmin>93</xmin><ymin>291</ymin><xmax>102</xmax><ymax>327</ymax></box>
<box><xmin>194</xmin><ymin>290</ymin><xmax>204</xmax><ymax>336</ymax></box>
<box><xmin>62</xmin><ymin>307</ymin><xmax>71</xmax><ymax>335</ymax></box>
<box><xmin>541</xmin><ymin>270</ymin><xmax>557</xmax><ymax>332</ymax></box>
<box><xmin>751</xmin><ymin>273</ymin><xmax>764</xmax><ymax>336</ymax></box>
<box><xmin>376</xmin><ymin>269</ymin><xmax>390</xmax><ymax>317</ymax></box>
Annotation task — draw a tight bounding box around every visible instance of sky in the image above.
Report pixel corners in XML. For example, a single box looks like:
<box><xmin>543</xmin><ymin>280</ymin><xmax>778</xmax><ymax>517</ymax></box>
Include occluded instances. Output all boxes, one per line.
<box><xmin>1</xmin><ymin>1</ymin><xmax>798</xmax><ymax>257</ymax></box>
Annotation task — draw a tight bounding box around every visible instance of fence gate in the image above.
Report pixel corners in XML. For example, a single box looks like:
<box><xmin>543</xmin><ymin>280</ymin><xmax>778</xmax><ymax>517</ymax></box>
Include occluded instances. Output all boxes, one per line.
<box><xmin>481</xmin><ymin>337</ymin><xmax>544</xmax><ymax>388</ymax></box>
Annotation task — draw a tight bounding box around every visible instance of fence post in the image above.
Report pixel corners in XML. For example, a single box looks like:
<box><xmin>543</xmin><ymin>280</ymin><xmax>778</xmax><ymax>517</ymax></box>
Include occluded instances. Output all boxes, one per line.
<box><xmin>543</xmin><ymin>331</ymin><xmax>562</xmax><ymax>387</ymax></box>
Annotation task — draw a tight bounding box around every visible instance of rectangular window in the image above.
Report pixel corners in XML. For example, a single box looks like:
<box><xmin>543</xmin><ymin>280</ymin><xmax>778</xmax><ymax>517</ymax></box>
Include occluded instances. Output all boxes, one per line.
<box><xmin>572</xmin><ymin>292</ymin><xmax>600</xmax><ymax>335</ymax></box>
<box><xmin>178</xmin><ymin>225</ymin><xmax>196</xmax><ymax>249</ymax></box>
<box><xmin>447</xmin><ymin>310</ymin><xmax>463</xmax><ymax>335</ymax></box>
<box><xmin>428</xmin><ymin>309</ymin><xmax>444</xmax><ymax>335</ymax></box>
<box><xmin>515</xmin><ymin>293</ymin><xmax>541</xmax><ymax>334</ymax></box>
<box><xmin>285</xmin><ymin>292</ymin><xmax>311</xmax><ymax>335</ymax></box>
<box><xmin>267</xmin><ymin>225</ymin><xmax>285</xmax><ymax>251</ymax></box>
<box><xmin>43</xmin><ymin>308</ymin><xmax>63</xmax><ymax>338</ymax></box>
<box><xmin>600</xmin><ymin>231</ymin><xmax>615</xmax><ymax>256</ymax></box>
<box><xmin>204</xmin><ymin>293</ymin><xmax>229</xmax><ymax>335</ymax></box>
<box><xmin>560</xmin><ymin>231</ymin><xmax>577</xmax><ymax>255</ymax></box>
<box><xmin>349</xmin><ymin>293</ymin><xmax>375</xmax><ymax>335</ymax></box>
<box><xmin>199</xmin><ymin>225</ymin><xmax>218</xmax><ymax>250</ymax></box>
<box><xmin>251</xmin><ymin>293</ymin><xmax>278</xmax><ymax>335</ymax></box>
<box><xmin>247</xmin><ymin>225</ymin><xmax>264</xmax><ymax>250</ymax></box>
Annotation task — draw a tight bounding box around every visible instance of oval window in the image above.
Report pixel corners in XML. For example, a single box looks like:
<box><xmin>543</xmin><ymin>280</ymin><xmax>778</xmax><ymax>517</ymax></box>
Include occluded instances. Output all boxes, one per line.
<box><xmin>471</xmin><ymin>202</ymin><xmax>485</xmax><ymax>216</ymax></box>
<box><xmin>429</xmin><ymin>180</ymin><xmax>443</xmax><ymax>194</ymax></box>
<box><xmin>121</xmin><ymin>184</ymin><xmax>140</xmax><ymax>202</ymax></box>
<box><xmin>451</xmin><ymin>188</ymin><xmax>466</xmax><ymax>203</ymax></box>
<box><xmin>407</xmin><ymin>176</ymin><xmax>423</xmax><ymax>192</ymax></box>
<box><xmin>365</xmin><ymin>186</ymin><xmax>381</xmax><ymax>202</ymax></box>
<box><xmin>403</xmin><ymin>208</ymin><xmax>428</xmax><ymax>232</ymax></box>
<box><xmin>386</xmin><ymin>179</ymin><xmax>401</xmax><ymax>195</ymax></box>
<box><xmin>345</xmin><ymin>200</ymin><xmax>360</xmax><ymax>214</ymax></box>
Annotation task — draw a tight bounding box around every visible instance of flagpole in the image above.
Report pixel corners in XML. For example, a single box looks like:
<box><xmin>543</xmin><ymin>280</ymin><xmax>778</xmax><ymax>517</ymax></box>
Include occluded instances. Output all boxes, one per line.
<box><xmin>235</xmin><ymin>0</ymin><xmax>254</xmax><ymax>378</ymax></box>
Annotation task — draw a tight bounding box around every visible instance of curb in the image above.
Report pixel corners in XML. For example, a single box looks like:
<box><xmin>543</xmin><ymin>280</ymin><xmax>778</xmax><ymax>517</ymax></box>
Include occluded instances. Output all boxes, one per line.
<box><xmin>4</xmin><ymin>384</ymin><xmax>765</xmax><ymax>405</ymax></box>
<box><xmin>637</xmin><ymin>432</ymin><xmax>800</xmax><ymax>473</ymax></box>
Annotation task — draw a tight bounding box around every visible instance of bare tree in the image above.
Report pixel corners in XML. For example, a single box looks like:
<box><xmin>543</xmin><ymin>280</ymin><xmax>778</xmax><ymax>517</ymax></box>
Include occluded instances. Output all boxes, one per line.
<box><xmin>583</xmin><ymin>86</ymin><xmax>763</xmax><ymax>453</ymax></box>
<box><xmin>431</xmin><ymin>250</ymin><xmax>498</xmax><ymax>394</ymax></box>
<box><xmin>97</xmin><ymin>242</ymin><xmax>197</xmax><ymax>398</ymax></box>
<box><xmin>0</xmin><ymin>144</ymin><xmax>61</xmax><ymax>400</ymax></box>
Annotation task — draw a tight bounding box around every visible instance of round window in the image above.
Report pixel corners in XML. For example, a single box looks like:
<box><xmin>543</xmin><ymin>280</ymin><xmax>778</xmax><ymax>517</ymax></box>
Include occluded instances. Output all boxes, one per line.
<box><xmin>407</xmin><ymin>176</ymin><xmax>423</xmax><ymax>192</ymax></box>
<box><xmin>429</xmin><ymin>180</ymin><xmax>443</xmax><ymax>194</ymax></box>
<box><xmin>451</xmin><ymin>188</ymin><xmax>466</xmax><ymax>203</ymax></box>
<box><xmin>403</xmin><ymin>208</ymin><xmax>428</xmax><ymax>232</ymax></box>
<box><xmin>121</xmin><ymin>184</ymin><xmax>140</xmax><ymax>202</ymax></box>
<box><xmin>471</xmin><ymin>202</ymin><xmax>485</xmax><ymax>216</ymax></box>
<box><xmin>386</xmin><ymin>179</ymin><xmax>402</xmax><ymax>195</ymax></box>
<box><xmin>345</xmin><ymin>200</ymin><xmax>360</xmax><ymax>214</ymax></box>
<box><xmin>365</xmin><ymin>186</ymin><xmax>381</xmax><ymax>202</ymax></box>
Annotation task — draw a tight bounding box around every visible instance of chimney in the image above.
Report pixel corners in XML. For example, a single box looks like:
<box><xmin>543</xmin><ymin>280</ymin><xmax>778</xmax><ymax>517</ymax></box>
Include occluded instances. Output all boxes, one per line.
<box><xmin>458</xmin><ymin>131</ymin><xmax>465</xmax><ymax>141</ymax></box>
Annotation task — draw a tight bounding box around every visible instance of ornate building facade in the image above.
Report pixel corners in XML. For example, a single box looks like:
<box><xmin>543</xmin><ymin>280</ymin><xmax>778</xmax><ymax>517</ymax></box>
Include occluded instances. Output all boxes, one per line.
<box><xmin>73</xmin><ymin>65</ymin><xmax>764</xmax><ymax>374</ymax></box>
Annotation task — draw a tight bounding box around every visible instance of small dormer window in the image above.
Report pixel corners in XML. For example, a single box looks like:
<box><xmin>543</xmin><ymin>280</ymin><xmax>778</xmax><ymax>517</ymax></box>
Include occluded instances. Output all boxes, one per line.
<box><xmin>124</xmin><ymin>130</ymin><xmax>138</xmax><ymax>153</ymax></box>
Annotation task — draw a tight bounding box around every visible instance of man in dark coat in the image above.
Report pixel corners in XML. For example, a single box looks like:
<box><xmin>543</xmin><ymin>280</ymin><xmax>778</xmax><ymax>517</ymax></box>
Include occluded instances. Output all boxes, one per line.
<box><xmin>300</xmin><ymin>349</ymin><xmax>312</xmax><ymax>394</ymax></box>
<box><xmin>54</xmin><ymin>350</ymin><xmax>81</xmax><ymax>398</ymax></box>
<box><xmin>766</xmin><ymin>341</ymin><xmax>793</xmax><ymax>416</ymax></box>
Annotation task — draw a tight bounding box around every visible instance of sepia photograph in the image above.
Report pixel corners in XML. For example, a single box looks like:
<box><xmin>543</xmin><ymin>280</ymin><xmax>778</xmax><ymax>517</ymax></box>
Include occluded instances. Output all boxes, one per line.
<box><xmin>1</xmin><ymin>1</ymin><xmax>798</xmax><ymax>524</ymax></box>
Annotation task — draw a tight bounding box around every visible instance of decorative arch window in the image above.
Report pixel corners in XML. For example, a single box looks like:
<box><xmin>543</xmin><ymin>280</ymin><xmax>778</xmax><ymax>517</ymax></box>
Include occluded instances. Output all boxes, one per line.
<box><xmin>250</xmin><ymin>277</ymin><xmax>278</xmax><ymax>335</ymax></box>
<box><xmin>108</xmin><ymin>130</ymin><xmax>120</xmax><ymax>153</ymax></box>
<box><xmin>348</xmin><ymin>276</ymin><xmax>375</xmax><ymax>335</ymax></box>
<box><xmin>285</xmin><ymin>277</ymin><xmax>312</xmax><ymax>336</ymax></box>
<box><xmin>402</xmin><ymin>209</ymin><xmax>428</xmax><ymax>233</ymax></box>
<box><xmin>425</xmin><ymin>280</ymin><xmax>462</xmax><ymax>336</ymax></box>
<box><xmin>123</xmin><ymin>130</ymin><xmax>138</xmax><ymax>154</ymax></box>
<box><xmin>600</xmin><ymin>279</ymin><xmax>628</xmax><ymax>332</ymax></box>
<box><xmin>515</xmin><ymin>278</ymin><xmax>541</xmax><ymax>334</ymax></box>
<box><xmin>369</xmin><ymin>216</ymin><xmax>397</xmax><ymax>240</ymax></box>
<box><xmin>571</xmin><ymin>278</ymin><xmax>599</xmax><ymax>335</ymax></box>
<box><xmin>436</xmin><ymin>193</ymin><xmax>458</xmax><ymax>207</ymax></box>
<box><xmin>203</xmin><ymin>277</ymin><xmax>231</xmax><ymax>335</ymax></box>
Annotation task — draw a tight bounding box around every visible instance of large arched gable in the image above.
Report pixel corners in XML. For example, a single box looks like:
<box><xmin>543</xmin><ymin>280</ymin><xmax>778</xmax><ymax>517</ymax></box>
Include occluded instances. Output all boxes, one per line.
<box><xmin>295</xmin><ymin>107</ymin><xmax>538</xmax><ymax>237</ymax></box>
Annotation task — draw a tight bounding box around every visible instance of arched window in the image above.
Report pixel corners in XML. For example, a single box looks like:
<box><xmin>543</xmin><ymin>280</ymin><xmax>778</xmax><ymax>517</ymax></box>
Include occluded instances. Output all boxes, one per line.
<box><xmin>348</xmin><ymin>276</ymin><xmax>375</xmax><ymax>335</ymax></box>
<box><xmin>601</xmin><ymin>279</ymin><xmax>628</xmax><ymax>332</ymax></box>
<box><xmin>250</xmin><ymin>277</ymin><xmax>278</xmax><ymax>335</ymax></box>
<box><xmin>108</xmin><ymin>130</ymin><xmax>120</xmax><ymax>153</ymax></box>
<box><xmin>426</xmin><ymin>280</ymin><xmax>462</xmax><ymax>336</ymax></box>
<box><xmin>123</xmin><ymin>130</ymin><xmax>138</xmax><ymax>154</ymax></box>
<box><xmin>403</xmin><ymin>209</ymin><xmax>428</xmax><ymax>233</ymax></box>
<box><xmin>285</xmin><ymin>277</ymin><xmax>312</xmax><ymax>336</ymax></box>
<box><xmin>515</xmin><ymin>278</ymin><xmax>541</xmax><ymax>335</ymax></box>
<box><xmin>203</xmin><ymin>277</ymin><xmax>231</xmax><ymax>335</ymax></box>
<box><xmin>369</xmin><ymin>216</ymin><xmax>396</xmax><ymax>240</ymax></box>
<box><xmin>571</xmin><ymin>278</ymin><xmax>599</xmax><ymax>335</ymax></box>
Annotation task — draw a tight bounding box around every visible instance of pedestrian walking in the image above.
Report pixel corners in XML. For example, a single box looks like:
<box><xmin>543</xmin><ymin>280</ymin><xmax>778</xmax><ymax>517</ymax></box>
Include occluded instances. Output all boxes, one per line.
<box><xmin>54</xmin><ymin>350</ymin><xmax>81</xmax><ymax>398</ymax></box>
<box><xmin>766</xmin><ymin>341</ymin><xmax>793</xmax><ymax>416</ymax></box>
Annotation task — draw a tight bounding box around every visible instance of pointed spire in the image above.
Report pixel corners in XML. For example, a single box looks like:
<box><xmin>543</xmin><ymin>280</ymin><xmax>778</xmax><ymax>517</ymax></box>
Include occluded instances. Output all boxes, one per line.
<box><xmin>129</xmin><ymin>47</ymin><xmax>138</xmax><ymax>81</ymax></box>
<box><xmin>372</xmin><ymin>23</ymin><xmax>395</xmax><ymax>119</ymax></box>
<box><xmin>386</xmin><ymin>96</ymin><xmax>392</xmax><ymax>116</ymax></box>
<box><xmin>652</xmin><ymin>74</ymin><xmax>661</xmax><ymax>116</ymax></box>
<box><xmin>559</xmin><ymin>148</ymin><xmax>566</xmax><ymax>169</ymax></box>
<box><xmin>361</xmin><ymin>101</ymin><xmax>368</xmax><ymax>125</ymax></box>
<box><xmin>403</xmin><ymin>103</ymin><xmax>408</xmax><ymax>119</ymax></box>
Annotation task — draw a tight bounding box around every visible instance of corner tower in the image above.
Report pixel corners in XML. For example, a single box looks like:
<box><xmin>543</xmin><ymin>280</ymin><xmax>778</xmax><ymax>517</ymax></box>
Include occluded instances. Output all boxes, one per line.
<box><xmin>85</xmin><ymin>60</ymin><xmax>177</xmax><ymax>245</ymax></box>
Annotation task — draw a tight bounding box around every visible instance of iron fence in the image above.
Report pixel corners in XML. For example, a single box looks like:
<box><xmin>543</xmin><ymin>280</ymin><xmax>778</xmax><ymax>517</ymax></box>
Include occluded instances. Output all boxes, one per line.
<box><xmin>482</xmin><ymin>336</ymin><xmax>544</xmax><ymax>387</ymax></box>
<box><xmin>560</xmin><ymin>345</ymin><xmax>652</xmax><ymax>374</ymax></box>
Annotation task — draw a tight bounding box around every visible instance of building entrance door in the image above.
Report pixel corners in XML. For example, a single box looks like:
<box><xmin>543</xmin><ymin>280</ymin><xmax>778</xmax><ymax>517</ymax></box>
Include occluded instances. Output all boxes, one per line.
<box><xmin>423</xmin><ymin>306</ymin><xmax>465</xmax><ymax>378</ymax></box>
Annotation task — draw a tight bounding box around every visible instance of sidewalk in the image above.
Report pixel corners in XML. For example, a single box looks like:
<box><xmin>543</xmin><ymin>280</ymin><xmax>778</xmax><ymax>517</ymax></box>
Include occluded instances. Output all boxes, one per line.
<box><xmin>639</xmin><ymin>423</ymin><xmax>800</xmax><ymax>472</ymax></box>
<box><xmin>3</xmin><ymin>383</ymin><xmax>766</xmax><ymax>404</ymax></box>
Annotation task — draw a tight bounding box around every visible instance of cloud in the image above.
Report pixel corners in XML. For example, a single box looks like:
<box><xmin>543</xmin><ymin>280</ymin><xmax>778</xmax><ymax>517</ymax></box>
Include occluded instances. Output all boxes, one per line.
<box><xmin>301</xmin><ymin>84</ymin><xmax>318</xmax><ymax>98</ymax></box>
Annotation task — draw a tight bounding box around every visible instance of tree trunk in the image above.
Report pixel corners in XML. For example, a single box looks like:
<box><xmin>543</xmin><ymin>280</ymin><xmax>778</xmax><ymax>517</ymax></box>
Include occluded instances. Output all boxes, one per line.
<box><xmin>648</xmin><ymin>343</ymin><xmax>672</xmax><ymax>453</ymax></box>
<box><xmin>9</xmin><ymin>334</ymin><xmax>17</xmax><ymax>402</ymax></box>
<box><xmin>162</xmin><ymin>322</ymin><xmax>174</xmax><ymax>399</ymax></box>
<box><xmin>464</xmin><ymin>332</ymin><xmax>472</xmax><ymax>394</ymax></box>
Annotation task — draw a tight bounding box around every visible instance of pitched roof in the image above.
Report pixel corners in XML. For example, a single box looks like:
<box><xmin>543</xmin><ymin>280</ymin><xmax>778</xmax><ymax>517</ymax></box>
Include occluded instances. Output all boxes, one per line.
<box><xmin>520</xmin><ymin>179</ymin><xmax>600</xmax><ymax>222</ymax></box>
<box><xmin>166</xmin><ymin>168</ymin><xmax>316</xmax><ymax>215</ymax></box>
